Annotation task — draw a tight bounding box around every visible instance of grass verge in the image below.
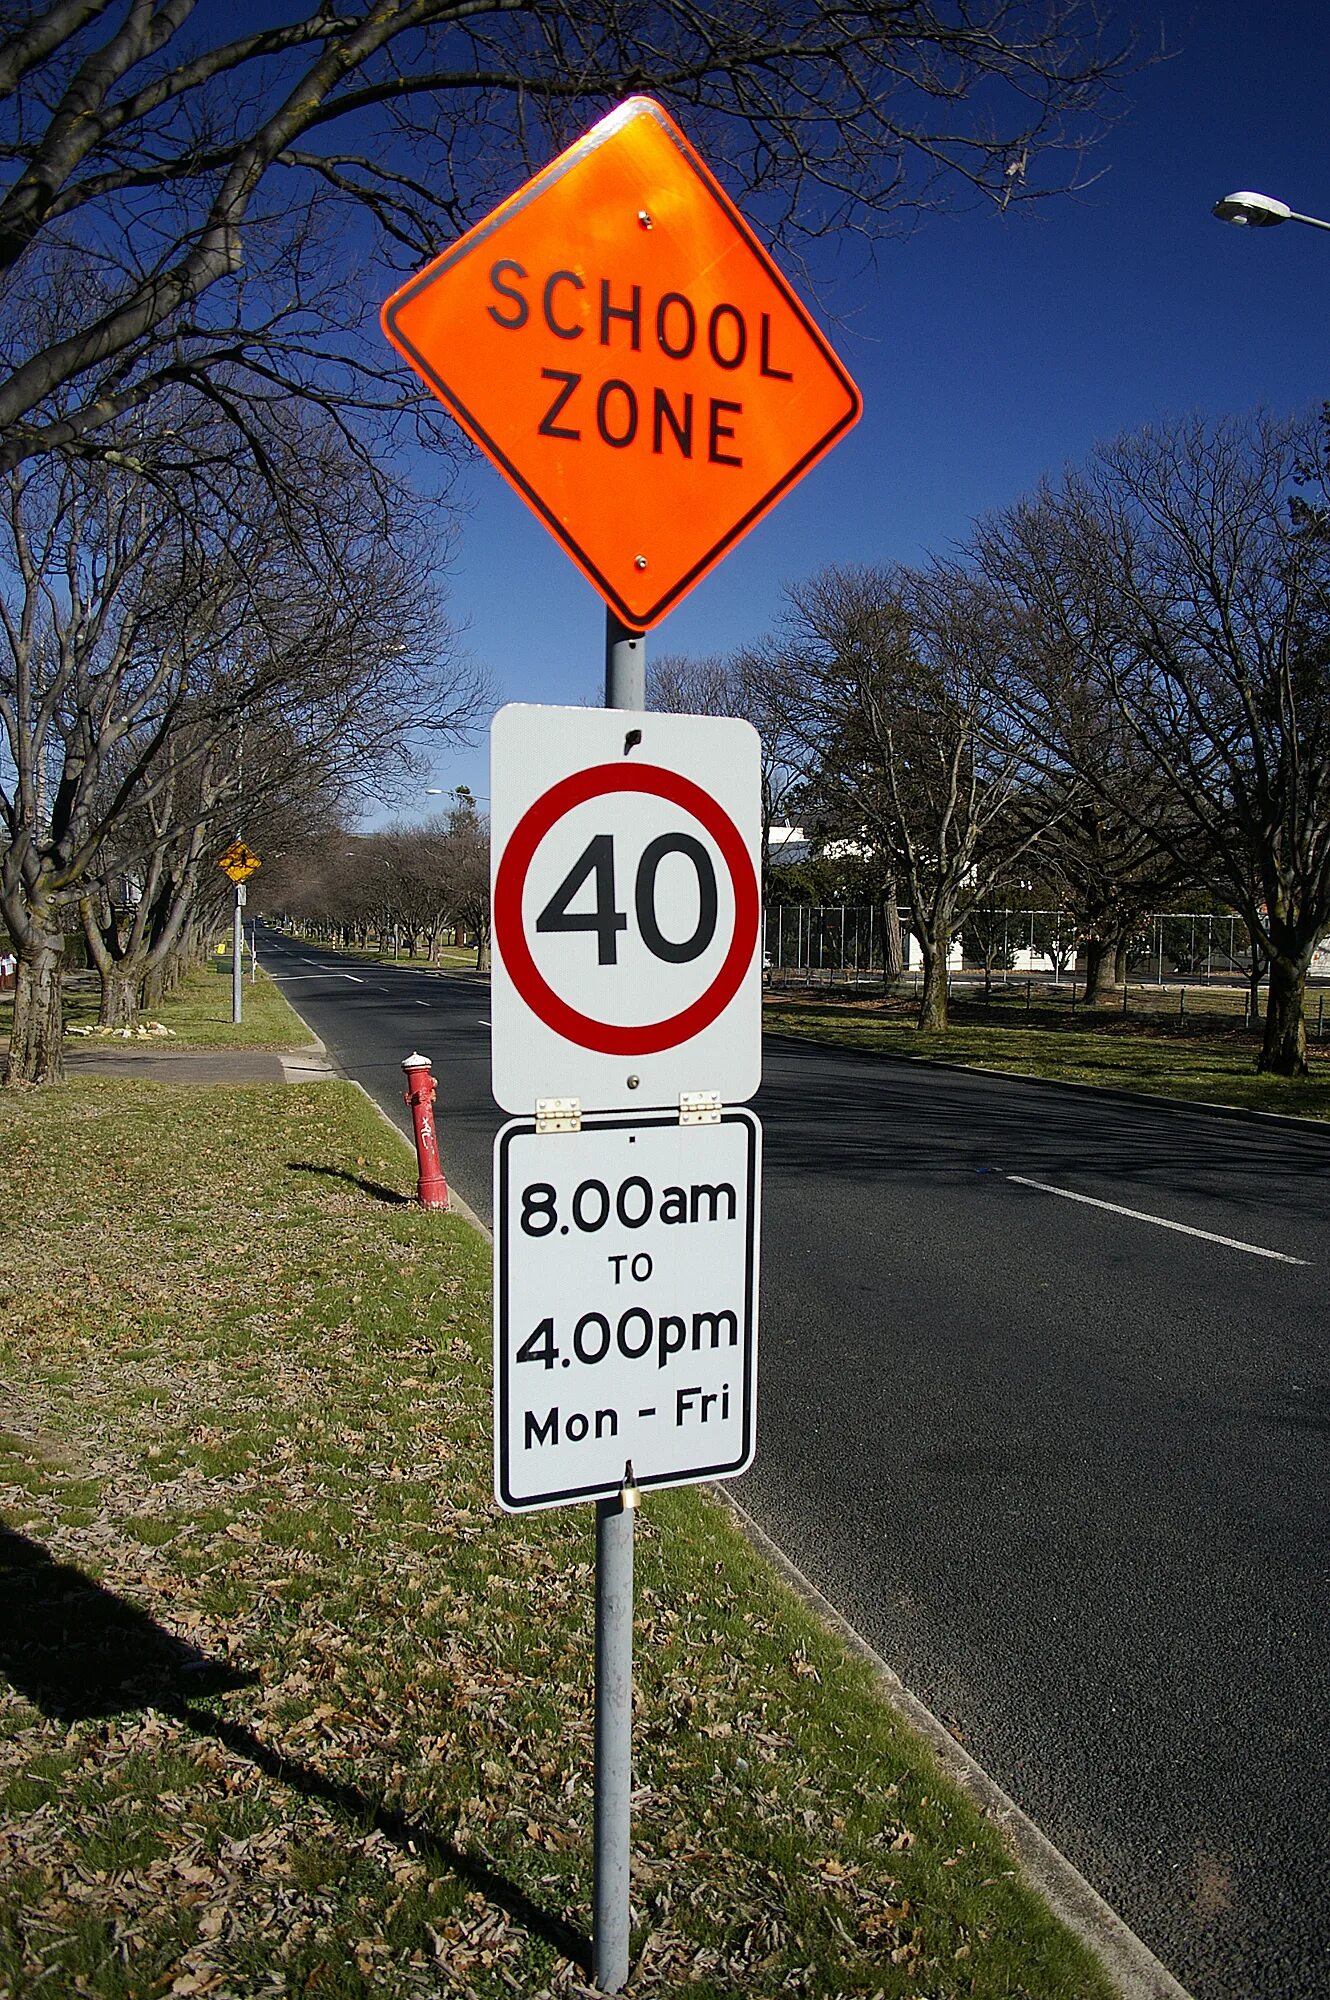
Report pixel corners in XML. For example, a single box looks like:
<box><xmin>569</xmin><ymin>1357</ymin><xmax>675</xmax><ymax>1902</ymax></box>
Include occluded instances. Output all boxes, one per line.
<box><xmin>0</xmin><ymin>1078</ymin><xmax>1116</xmax><ymax>1999</ymax></box>
<box><xmin>764</xmin><ymin>992</ymin><xmax>1330</xmax><ymax>1123</ymax></box>
<box><xmin>1</xmin><ymin>963</ymin><xmax>318</xmax><ymax>1054</ymax></box>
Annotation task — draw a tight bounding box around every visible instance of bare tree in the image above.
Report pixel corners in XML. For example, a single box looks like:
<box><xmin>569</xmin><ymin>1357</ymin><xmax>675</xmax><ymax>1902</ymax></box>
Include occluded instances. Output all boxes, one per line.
<box><xmin>962</xmin><ymin>880</ymin><xmax>1019</xmax><ymax>1001</ymax></box>
<box><xmin>1034</xmin><ymin>787</ymin><xmax>1194</xmax><ymax>1004</ymax></box>
<box><xmin>0</xmin><ymin>5</ymin><xmax>1136</xmax><ymax>480</ymax></box>
<box><xmin>935</xmin><ymin>551</ymin><xmax>1202</xmax><ymax>1004</ymax></box>
<box><xmin>79</xmin><ymin>712</ymin><xmax>349</xmax><ymax>1026</ymax></box>
<box><xmin>0</xmin><ymin>411</ymin><xmax>485</xmax><ymax>1080</ymax></box>
<box><xmin>765</xmin><ymin>563</ymin><xmax>1050</xmax><ymax>1030</ymax></box>
<box><xmin>976</xmin><ymin>410</ymin><xmax>1330</xmax><ymax>1075</ymax></box>
<box><xmin>1001</xmin><ymin>705</ymin><xmax>1198</xmax><ymax>1004</ymax></box>
<box><xmin>1029</xmin><ymin>904</ymin><xmax>1078</xmax><ymax>980</ymax></box>
<box><xmin>77</xmin><ymin>718</ymin><xmax>232</xmax><ymax>1028</ymax></box>
<box><xmin>275</xmin><ymin>793</ymin><xmax>491</xmax><ymax>967</ymax></box>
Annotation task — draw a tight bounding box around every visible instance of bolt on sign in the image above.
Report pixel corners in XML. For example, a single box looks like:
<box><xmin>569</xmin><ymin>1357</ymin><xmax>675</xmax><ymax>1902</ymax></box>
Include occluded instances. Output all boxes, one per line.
<box><xmin>217</xmin><ymin>841</ymin><xmax>260</xmax><ymax>883</ymax></box>
<box><xmin>380</xmin><ymin>96</ymin><xmax>861</xmax><ymax>630</ymax></box>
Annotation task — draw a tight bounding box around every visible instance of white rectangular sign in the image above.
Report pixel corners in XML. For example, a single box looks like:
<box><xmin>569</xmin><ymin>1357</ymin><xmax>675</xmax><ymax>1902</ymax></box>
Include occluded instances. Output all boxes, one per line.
<box><xmin>494</xmin><ymin>1110</ymin><xmax>760</xmax><ymax>1512</ymax></box>
<box><xmin>489</xmin><ymin>703</ymin><xmax>762</xmax><ymax>1115</ymax></box>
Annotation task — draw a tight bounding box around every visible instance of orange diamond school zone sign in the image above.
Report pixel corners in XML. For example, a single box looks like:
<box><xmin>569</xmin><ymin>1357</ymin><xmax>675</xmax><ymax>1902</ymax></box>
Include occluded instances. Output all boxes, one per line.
<box><xmin>380</xmin><ymin>97</ymin><xmax>861</xmax><ymax>630</ymax></box>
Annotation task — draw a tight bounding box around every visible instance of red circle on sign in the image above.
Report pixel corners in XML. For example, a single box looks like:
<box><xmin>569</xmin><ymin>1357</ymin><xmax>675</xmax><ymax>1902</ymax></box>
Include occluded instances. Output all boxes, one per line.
<box><xmin>494</xmin><ymin>762</ymin><xmax>759</xmax><ymax>1056</ymax></box>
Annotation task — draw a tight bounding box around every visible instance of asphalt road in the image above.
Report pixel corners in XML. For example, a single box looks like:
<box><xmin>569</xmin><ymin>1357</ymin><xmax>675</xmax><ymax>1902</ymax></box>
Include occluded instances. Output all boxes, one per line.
<box><xmin>261</xmin><ymin>927</ymin><xmax>1330</xmax><ymax>2000</ymax></box>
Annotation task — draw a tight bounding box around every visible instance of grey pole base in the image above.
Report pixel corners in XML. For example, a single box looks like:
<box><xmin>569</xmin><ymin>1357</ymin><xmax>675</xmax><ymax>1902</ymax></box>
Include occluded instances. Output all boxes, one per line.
<box><xmin>593</xmin><ymin>1488</ymin><xmax>636</xmax><ymax>1992</ymax></box>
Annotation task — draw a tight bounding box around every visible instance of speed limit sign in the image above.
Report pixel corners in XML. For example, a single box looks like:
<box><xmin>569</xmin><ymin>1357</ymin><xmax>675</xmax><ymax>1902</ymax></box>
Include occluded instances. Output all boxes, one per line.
<box><xmin>490</xmin><ymin>703</ymin><xmax>761</xmax><ymax>1114</ymax></box>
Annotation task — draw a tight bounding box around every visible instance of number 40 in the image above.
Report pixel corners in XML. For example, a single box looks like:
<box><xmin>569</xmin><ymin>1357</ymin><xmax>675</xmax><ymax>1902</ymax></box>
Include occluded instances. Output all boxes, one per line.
<box><xmin>536</xmin><ymin>832</ymin><xmax>718</xmax><ymax>965</ymax></box>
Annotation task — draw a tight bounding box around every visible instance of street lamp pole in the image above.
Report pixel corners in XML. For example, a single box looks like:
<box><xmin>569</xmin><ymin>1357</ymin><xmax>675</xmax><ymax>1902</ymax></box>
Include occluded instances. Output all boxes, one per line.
<box><xmin>1213</xmin><ymin>189</ymin><xmax>1330</xmax><ymax>234</ymax></box>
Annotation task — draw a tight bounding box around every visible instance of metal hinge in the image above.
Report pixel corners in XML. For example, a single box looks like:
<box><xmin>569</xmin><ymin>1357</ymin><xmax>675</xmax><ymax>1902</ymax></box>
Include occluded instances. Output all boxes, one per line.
<box><xmin>535</xmin><ymin>1096</ymin><xmax>581</xmax><ymax>1133</ymax></box>
<box><xmin>679</xmin><ymin>1090</ymin><xmax>721</xmax><ymax>1126</ymax></box>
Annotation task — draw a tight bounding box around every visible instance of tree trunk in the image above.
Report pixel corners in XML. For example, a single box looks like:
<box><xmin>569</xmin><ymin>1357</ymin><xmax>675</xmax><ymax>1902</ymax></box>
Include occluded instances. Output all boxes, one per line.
<box><xmin>917</xmin><ymin>942</ymin><xmax>949</xmax><ymax>1031</ymax></box>
<box><xmin>1113</xmin><ymin>936</ymin><xmax>1130</xmax><ymax>986</ymax></box>
<box><xmin>98</xmin><ymin>969</ymin><xmax>140</xmax><ymax>1030</ymax></box>
<box><xmin>1081</xmin><ymin>936</ymin><xmax>1114</xmax><ymax>1006</ymax></box>
<box><xmin>475</xmin><ymin>928</ymin><xmax>491</xmax><ymax>972</ymax></box>
<box><xmin>880</xmin><ymin>889</ymin><xmax>904</xmax><ymax>982</ymax></box>
<box><xmin>1260</xmin><ymin>953</ymin><xmax>1309</xmax><ymax>1076</ymax></box>
<box><xmin>6</xmin><ymin>940</ymin><xmax>64</xmax><ymax>1084</ymax></box>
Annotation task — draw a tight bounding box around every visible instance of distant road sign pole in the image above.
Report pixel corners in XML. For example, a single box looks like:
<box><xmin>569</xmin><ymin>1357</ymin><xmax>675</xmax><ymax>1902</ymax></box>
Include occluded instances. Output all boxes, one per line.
<box><xmin>216</xmin><ymin>844</ymin><xmax>261</xmax><ymax>1026</ymax></box>
<box><xmin>232</xmin><ymin>884</ymin><xmax>244</xmax><ymax>1025</ymax></box>
<box><xmin>594</xmin><ymin>603</ymin><xmax>644</xmax><ymax>1995</ymax></box>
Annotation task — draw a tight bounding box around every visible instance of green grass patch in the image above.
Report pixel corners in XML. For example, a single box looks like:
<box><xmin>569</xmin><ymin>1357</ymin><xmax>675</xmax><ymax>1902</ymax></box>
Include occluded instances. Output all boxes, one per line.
<box><xmin>0</xmin><ymin>1077</ymin><xmax>1115</xmax><ymax>1998</ymax></box>
<box><xmin>765</xmin><ymin>990</ymin><xmax>1330</xmax><ymax>1121</ymax></box>
<box><xmin>54</xmin><ymin>962</ymin><xmax>317</xmax><ymax>1051</ymax></box>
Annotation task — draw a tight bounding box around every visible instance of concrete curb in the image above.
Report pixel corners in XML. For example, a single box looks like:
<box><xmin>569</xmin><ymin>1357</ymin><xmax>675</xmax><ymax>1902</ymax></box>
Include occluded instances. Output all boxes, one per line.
<box><xmin>278</xmin><ymin>1047</ymin><xmax>337</xmax><ymax>1082</ymax></box>
<box><xmin>710</xmin><ymin>1486</ymin><xmax>1195</xmax><ymax>2000</ymax></box>
<box><xmin>762</xmin><ymin>1025</ymin><xmax>1330</xmax><ymax>1141</ymax></box>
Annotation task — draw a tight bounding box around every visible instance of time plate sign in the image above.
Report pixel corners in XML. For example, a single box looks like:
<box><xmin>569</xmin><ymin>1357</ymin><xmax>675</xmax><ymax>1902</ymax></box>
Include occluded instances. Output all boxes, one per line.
<box><xmin>490</xmin><ymin>702</ymin><xmax>761</xmax><ymax>1116</ymax></box>
<box><xmin>494</xmin><ymin>1109</ymin><xmax>760</xmax><ymax>1511</ymax></box>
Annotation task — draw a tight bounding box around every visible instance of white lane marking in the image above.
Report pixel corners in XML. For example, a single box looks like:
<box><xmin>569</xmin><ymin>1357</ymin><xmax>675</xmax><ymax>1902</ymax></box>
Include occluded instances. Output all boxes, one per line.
<box><xmin>478</xmin><ymin>1017</ymin><xmax>491</xmax><ymax>1026</ymax></box>
<box><xmin>415</xmin><ymin>999</ymin><xmax>429</xmax><ymax>1007</ymax></box>
<box><xmin>1006</xmin><ymin>1175</ymin><xmax>1308</xmax><ymax>1266</ymax></box>
<box><xmin>341</xmin><ymin>973</ymin><xmax>365</xmax><ymax>983</ymax></box>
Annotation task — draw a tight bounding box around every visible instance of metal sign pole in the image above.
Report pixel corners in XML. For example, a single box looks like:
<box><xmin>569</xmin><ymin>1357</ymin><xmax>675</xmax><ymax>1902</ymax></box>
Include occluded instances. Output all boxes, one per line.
<box><xmin>593</xmin><ymin>1473</ymin><xmax>637</xmax><ymax>1992</ymax></box>
<box><xmin>231</xmin><ymin>883</ymin><xmax>243</xmax><ymax>1026</ymax></box>
<box><xmin>605</xmin><ymin>608</ymin><xmax>645</xmax><ymax>710</ymax></box>
<box><xmin>593</xmin><ymin>605</ymin><xmax>645</xmax><ymax>1994</ymax></box>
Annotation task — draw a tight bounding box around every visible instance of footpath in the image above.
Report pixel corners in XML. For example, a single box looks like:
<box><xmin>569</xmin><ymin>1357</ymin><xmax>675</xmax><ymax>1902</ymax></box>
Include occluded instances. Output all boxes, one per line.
<box><xmin>62</xmin><ymin>1045</ymin><xmax>339</xmax><ymax>1085</ymax></box>
<box><xmin>0</xmin><ymin>1000</ymin><xmax>1188</xmax><ymax>2000</ymax></box>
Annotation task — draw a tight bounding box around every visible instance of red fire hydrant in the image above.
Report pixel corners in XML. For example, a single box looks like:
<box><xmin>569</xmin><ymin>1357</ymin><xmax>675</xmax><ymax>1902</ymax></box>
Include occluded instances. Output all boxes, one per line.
<box><xmin>401</xmin><ymin>1052</ymin><xmax>448</xmax><ymax>1211</ymax></box>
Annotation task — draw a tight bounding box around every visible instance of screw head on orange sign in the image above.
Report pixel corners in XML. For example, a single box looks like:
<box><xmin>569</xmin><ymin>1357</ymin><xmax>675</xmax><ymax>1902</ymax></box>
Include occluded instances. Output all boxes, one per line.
<box><xmin>381</xmin><ymin>97</ymin><xmax>861</xmax><ymax>631</ymax></box>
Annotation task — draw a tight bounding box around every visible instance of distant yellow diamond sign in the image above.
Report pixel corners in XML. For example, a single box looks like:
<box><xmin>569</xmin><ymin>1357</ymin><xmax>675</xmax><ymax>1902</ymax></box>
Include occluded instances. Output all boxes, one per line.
<box><xmin>380</xmin><ymin>96</ymin><xmax>861</xmax><ymax>630</ymax></box>
<box><xmin>218</xmin><ymin>841</ymin><xmax>261</xmax><ymax>883</ymax></box>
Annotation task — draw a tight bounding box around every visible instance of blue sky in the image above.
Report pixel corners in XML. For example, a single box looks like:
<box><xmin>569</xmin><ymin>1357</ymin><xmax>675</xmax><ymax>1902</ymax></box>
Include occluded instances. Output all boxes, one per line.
<box><xmin>400</xmin><ymin>0</ymin><xmax>1330</xmax><ymax>815</ymax></box>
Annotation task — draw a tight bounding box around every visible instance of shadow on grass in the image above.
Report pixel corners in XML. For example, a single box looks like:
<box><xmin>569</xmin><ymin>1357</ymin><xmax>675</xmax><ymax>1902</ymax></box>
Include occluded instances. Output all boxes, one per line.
<box><xmin>0</xmin><ymin>1523</ymin><xmax>590</xmax><ymax>1975</ymax></box>
<box><xmin>0</xmin><ymin>1523</ymin><xmax>255</xmax><ymax>1716</ymax></box>
<box><xmin>287</xmin><ymin>1161</ymin><xmax>410</xmax><ymax>1205</ymax></box>
<box><xmin>178</xmin><ymin>1702</ymin><xmax>592</xmax><ymax>1973</ymax></box>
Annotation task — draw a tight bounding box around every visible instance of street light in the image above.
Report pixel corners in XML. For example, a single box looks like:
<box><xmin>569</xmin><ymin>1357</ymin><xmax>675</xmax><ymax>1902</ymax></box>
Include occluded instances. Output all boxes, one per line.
<box><xmin>1213</xmin><ymin>189</ymin><xmax>1330</xmax><ymax>233</ymax></box>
